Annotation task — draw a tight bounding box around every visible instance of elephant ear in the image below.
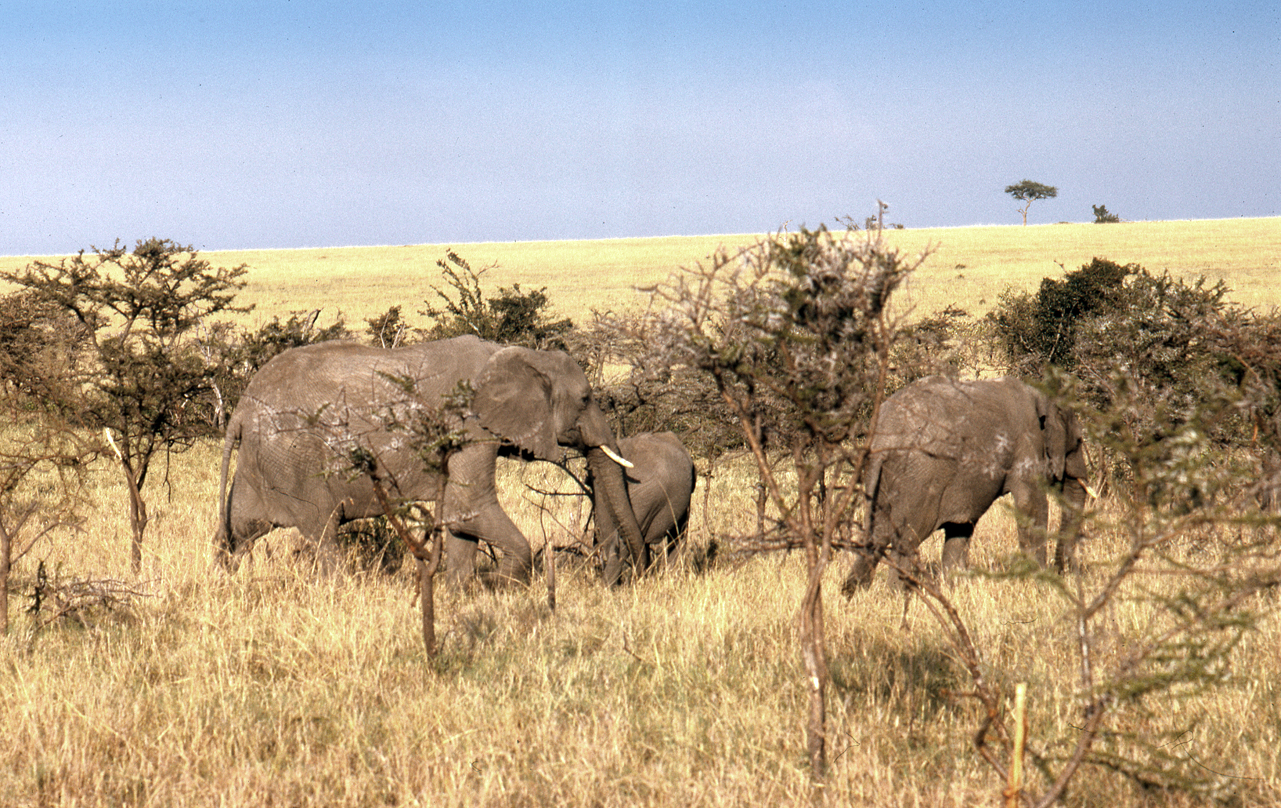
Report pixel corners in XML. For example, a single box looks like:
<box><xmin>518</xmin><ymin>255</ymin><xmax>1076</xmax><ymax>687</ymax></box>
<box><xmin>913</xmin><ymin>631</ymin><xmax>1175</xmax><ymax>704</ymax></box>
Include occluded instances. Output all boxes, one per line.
<box><xmin>1037</xmin><ymin>393</ymin><xmax>1068</xmax><ymax>481</ymax></box>
<box><xmin>473</xmin><ymin>347</ymin><xmax>559</xmax><ymax>460</ymax></box>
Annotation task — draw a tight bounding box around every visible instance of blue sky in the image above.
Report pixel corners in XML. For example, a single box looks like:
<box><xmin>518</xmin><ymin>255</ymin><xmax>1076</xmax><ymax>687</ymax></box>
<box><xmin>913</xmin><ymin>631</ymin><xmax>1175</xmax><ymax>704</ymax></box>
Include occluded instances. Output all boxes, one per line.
<box><xmin>2</xmin><ymin>1</ymin><xmax>1278</xmax><ymax>255</ymax></box>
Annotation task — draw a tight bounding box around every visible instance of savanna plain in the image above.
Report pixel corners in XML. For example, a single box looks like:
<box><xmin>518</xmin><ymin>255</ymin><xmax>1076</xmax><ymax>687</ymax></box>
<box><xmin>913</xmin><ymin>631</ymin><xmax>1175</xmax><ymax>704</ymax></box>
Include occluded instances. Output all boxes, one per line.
<box><xmin>2</xmin><ymin>218</ymin><xmax>1280</xmax><ymax>806</ymax></box>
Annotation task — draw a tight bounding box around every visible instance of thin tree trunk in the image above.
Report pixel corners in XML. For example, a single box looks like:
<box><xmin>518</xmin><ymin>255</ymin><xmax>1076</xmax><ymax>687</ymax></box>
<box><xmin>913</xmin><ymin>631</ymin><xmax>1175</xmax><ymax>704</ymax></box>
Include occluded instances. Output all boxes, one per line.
<box><xmin>369</xmin><ymin>475</ymin><xmax>445</xmax><ymax>659</ymax></box>
<box><xmin>546</xmin><ymin>539</ymin><xmax>556</xmax><ymax>613</ymax></box>
<box><xmin>1</xmin><ymin>521</ymin><xmax>10</xmax><ymax>635</ymax></box>
<box><xmin>126</xmin><ymin>477</ymin><xmax>147</xmax><ymax>575</ymax></box>
<box><xmin>104</xmin><ymin>429</ymin><xmax>147</xmax><ymax>574</ymax></box>
<box><xmin>801</xmin><ymin>577</ymin><xmax>828</xmax><ymax>779</ymax></box>
<box><xmin>1005</xmin><ymin>683</ymin><xmax>1028</xmax><ymax>808</ymax></box>
<box><xmin>418</xmin><ymin>556</ymin><xmax>435</xmax><ymax>656</ymax></box>
<box><xmin>421</xmin><ymin>515</ymin><xmax>445</xmax><ymax>657</ymax></box>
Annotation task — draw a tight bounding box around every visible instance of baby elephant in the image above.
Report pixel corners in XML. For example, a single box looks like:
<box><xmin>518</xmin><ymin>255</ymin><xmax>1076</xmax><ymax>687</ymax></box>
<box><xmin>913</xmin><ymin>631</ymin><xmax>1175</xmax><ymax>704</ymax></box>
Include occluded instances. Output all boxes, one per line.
<box><xmin>596</xmin><ymin>431</ymin><xmax>696</xmax><ymax>585</ymax></box>
<box><xmin>842</xmin><ymin>376</ymin><xmax>1089</xmax><ymax>593</ymax></box>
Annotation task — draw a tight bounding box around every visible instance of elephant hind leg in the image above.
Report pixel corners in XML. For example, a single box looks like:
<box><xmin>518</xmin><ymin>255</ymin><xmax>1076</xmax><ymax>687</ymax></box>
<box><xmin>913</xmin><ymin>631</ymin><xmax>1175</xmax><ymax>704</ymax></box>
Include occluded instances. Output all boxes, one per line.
<box><xmin>295</xmin><ymin>505</ymin><xmax>345</xmax><ymax>576</ymax></box>
<box><xmin>842</xmin><ymin>503</ymin><xmax>902</xmax><ymax>595</ymax></box>
<box><xmin>885</xmin><ymin>546</ymin><xmax>925</xmax><ymax>591</ymax></box>
<box><xmin>445</xmin><ymin>530</ymin><xmax>480</xmax><ymax>584</ymax></box>
<box><xmin>216</xmin><ymin>480</ymin><xmax>274</xmax><ymax>572</ymax></box>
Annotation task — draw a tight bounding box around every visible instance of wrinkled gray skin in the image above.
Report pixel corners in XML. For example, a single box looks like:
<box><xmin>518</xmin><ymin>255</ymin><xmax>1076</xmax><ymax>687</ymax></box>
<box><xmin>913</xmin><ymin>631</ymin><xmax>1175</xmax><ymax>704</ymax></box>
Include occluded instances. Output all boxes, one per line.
<box><xmin>596</xmin><ymin>431</ymin><xmax>696</xmax><ymax>586</ymax></box>
<box><xmin>842</xmin><ymin>376</ymin><xmax>1088</xmax><ymax>593</ymax></box>
<box><xmin>216</xmin><ymin>335</ymin><xmax>646</xmax><ymax>583</ymax></box>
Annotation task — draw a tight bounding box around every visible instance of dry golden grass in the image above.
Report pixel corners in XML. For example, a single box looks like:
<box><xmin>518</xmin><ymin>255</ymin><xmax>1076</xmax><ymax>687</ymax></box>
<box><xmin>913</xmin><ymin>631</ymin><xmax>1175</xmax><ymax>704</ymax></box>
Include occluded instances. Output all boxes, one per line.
<box><xmin>4</xmin><ymin>217</ymin><xmax>1275</xmax><ymax>328</ymax></box>
<box><xmin>213</xmin><ymin>217</ymin><xmax>1280</xmax><ymax>326</ymax></box>
<box><xmin>883</xmin><ymin>216</ymin><xmax>1281</xmax><ymax>316</ymax></box>
<box><xmin>3</xmin><ymin>218</ymin><xmax>1281</xmax><ymax>805</ymax></box>
<box><xmin>2</xmin><ymin>446</ymin><xmax>1278</xmax><ymax>806</ymax></box>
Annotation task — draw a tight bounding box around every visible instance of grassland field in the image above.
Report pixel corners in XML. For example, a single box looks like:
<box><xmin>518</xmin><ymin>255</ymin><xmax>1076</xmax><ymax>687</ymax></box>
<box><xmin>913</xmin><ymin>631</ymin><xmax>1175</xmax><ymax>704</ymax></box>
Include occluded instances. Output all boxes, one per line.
<box><xmin>2</xmin><ymin>217</ymin><xmax>1280</xmax><ymax>806</ymax></box>
<box><xmin>4</xmin><ymin>217</ymin><xmax>1277</xmax><ymax>329</ymax></box>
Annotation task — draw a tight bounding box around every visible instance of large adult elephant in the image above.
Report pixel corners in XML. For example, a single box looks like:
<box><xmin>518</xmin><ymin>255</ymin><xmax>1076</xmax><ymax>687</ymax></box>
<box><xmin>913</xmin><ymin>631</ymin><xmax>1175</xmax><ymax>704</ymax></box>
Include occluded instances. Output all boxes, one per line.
<box><xmin>841</xmin><ymin>375</ymin><xmax>1089</xmax><ymax>593</ymax></box>
<box><xmin>215</xmin><ymin>335</ymin><xmax>646</xmax><ymax>583</ymax></box>
<box><xmin>595</xmin><ymin>431</ymin><xmax>696</xmax><ymax>585</ymax></box>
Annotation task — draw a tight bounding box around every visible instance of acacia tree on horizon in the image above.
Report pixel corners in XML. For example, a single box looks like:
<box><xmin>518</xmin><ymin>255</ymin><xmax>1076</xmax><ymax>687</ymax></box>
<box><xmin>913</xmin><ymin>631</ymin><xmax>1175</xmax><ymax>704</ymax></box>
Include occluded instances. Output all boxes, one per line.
<box><xmin>1006</xmin><ymin>179</ymin><xmax>1058</xmax><ymax>225</ymax></box>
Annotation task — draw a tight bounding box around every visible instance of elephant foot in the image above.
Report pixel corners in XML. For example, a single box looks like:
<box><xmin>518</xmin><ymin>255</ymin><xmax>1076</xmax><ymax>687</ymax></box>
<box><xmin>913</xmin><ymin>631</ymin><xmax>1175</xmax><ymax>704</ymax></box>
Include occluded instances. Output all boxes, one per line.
<box><xmin>212</xmin><ymin>543</ymin><xmax>244</xmax><ymax>574</ymax></box>
<box><xmin>1053</xmin><ymin>540</ymin><xmax>1079</xmax><ymax>574</ymax></box>
<box><xmin>840</xmin><ymin>552</ymin><xmax>879</xmax><ymax>597</ymax></box>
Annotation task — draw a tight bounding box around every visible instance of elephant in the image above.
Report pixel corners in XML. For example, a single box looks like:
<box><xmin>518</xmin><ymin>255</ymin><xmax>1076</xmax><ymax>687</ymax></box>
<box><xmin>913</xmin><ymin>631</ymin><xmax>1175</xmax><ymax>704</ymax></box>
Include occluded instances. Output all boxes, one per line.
<box><xmin>215</xmin><ymin>335</ymin><xmax>647</xmax><ymax>583</ymax></box>
<box><xmin>594</xmin><ymin>431</ymin><xmax>696</xmax><ymax>585</ymax></box>
<box><xmin>841</xmin><ymin>375</ymin><xmax>1088</xmax><ymax>593</ymax></box>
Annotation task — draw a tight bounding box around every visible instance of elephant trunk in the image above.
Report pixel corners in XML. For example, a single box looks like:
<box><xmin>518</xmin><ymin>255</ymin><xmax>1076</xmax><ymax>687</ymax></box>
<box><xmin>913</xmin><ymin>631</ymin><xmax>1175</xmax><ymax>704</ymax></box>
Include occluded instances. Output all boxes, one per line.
<box><xmin>587</xmin><ymin>445</ymin><xmax>646</xmax><ymax>583</ymax></box>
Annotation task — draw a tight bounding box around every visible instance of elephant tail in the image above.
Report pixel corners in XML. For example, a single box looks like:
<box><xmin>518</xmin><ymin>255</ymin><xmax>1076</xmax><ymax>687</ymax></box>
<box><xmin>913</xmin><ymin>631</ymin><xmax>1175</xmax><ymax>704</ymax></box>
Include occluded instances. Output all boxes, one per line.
<box><xmin>862</xmin><ymin>453</ymin><xmax>884</xmax><ymax>544</ymax></box>
<box><xmin>215</xmin><ymin>409</ymin><xmax>243</xmax><ymax>566</ymax></box>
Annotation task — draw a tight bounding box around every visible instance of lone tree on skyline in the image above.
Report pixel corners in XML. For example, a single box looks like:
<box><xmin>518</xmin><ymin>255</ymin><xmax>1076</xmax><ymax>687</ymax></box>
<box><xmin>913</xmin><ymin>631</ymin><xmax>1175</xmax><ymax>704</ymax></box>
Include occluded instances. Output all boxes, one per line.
<box><xmin>1005</xmin><ymin>179</ymin><xmax>1058</xmax><ymax>225</ymax></box>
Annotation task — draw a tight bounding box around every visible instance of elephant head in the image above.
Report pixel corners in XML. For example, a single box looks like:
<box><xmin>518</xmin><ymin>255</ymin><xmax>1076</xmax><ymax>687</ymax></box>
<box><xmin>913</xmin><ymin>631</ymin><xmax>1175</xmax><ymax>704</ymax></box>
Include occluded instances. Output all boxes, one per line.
<box><xmin>1035</xmin><ymin>391</ymin><xmax>1089</xmax><ymax>571</ymax></box>
<box><xmin>1036</xmin><ymin>393</ymin><xmax>1086</xmax><ymax>484</ymax></box>
<box><xmin>458</xmin><ymin>345</ymin><xmax>649</xmax><ymax>579</ymax></box>
<box><xmin>594</xmin><ymin>431</ymin><xmax>696</xmax><ymax>586</ymax></box>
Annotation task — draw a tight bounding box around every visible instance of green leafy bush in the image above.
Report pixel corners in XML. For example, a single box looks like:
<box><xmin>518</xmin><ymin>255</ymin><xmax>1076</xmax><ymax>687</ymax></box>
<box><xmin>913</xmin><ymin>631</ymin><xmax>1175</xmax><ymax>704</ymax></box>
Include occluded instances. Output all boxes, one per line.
<box><xmin>988</xmin><ymin>256</ymin><xmax>1281</xmax><ymax>499</ymax></box>
<box><xmin>421</xmin><ymin>251</ymin><xmax>573</xmax><ymax>350</ymax></box>
<box><xmin>989</xmin><ymin>257</ymin><xmax>1135</xmax><ymax>373</ymax></box>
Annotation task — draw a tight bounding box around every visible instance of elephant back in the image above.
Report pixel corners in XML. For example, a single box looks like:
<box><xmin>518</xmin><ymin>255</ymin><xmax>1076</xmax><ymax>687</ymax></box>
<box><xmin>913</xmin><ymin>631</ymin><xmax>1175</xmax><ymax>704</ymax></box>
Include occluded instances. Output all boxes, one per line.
<box><xmin>240</xmin><ymin>336</ymin><xmax>501</xmax><ymax>414</ymax></box>
<box><xmin>233</xmin><ymin>337</ymin><xmax>506</xmax><ymax>482</ymax></box>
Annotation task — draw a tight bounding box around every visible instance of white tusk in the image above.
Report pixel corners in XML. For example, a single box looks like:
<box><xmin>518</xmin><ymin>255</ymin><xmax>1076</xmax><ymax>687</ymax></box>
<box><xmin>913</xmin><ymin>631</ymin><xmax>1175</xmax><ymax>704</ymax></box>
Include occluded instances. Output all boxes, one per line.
<box><xmin>599</xmin><ymin>444</ymin><xmax>634</xmax><ymax>469</ymax></box>
<box><xmin>1084</xmin><ymin>483</ymin><xmax>1100</xmax><ymax>499</ymax></box>
<box><xmin>103</xmin><ymin>427</ymin><xmax>123</xmax><ymax>462</ymax></box>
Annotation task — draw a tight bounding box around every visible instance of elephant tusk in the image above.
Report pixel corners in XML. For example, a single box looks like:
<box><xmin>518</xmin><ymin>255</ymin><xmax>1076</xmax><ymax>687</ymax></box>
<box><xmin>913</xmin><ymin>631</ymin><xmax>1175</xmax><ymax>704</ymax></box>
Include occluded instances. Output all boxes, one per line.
<box><xmin>104</xmin><ymin>427</ymin><xmax>123</xmax><ymax>462</ymax></box>
<box><xmin>599</xmin><ymin>444</ymin><xmax>634</xmax><ymax>469</ymax></box>
<box><xmin>1084</xmin><ymin>482</ymin><xmax>1100</xmax><ymax>499</ymax></box>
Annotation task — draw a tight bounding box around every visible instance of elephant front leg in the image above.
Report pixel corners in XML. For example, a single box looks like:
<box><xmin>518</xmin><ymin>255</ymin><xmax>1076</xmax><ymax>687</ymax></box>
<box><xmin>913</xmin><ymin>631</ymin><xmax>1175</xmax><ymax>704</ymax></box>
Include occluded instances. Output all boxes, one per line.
<box><xmin>441</xmin><ymin>443</ymin><xmax>533</xmax><ymax>586</ymax></box>
<box><xmin>445</xmin><ymin>509</ymin><xmax>533</xmax><ymax>586</ymax></box>
<box><xmin>941</xmin><ymin>522</ymin><xmax>975</xmax><ymax>580</ymax></box>
<box><xmin>1054</xmin><ymin>476</ymin><xmax>1088</xmax><ymax>572</ymax></box>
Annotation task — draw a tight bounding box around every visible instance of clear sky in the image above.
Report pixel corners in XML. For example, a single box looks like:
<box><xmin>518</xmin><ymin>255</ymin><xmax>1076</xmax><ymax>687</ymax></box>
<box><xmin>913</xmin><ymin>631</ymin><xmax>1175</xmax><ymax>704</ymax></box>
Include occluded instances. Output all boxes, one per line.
<box><xmin>2</xmin><ymin>1</ymin><xmax>1278</xmax><ymax>255</ymax></box>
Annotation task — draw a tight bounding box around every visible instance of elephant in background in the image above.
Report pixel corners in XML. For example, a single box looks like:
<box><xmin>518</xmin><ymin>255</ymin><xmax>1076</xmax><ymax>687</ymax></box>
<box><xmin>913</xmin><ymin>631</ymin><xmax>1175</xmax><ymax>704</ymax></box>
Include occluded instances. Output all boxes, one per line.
<box><xmin>596</xmin><ymin>431</ymin><xmax>696</xmax><ymax>586</ymax></box>
<box><xmin>216</xmin><ymin>335</ymin><xmax>646</xmax><ymax>583</ymax></box>
<box><xmin>842</xmin><ymin>375</ymin><xmax>1089</xmax><ymax>593</ymax></box>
